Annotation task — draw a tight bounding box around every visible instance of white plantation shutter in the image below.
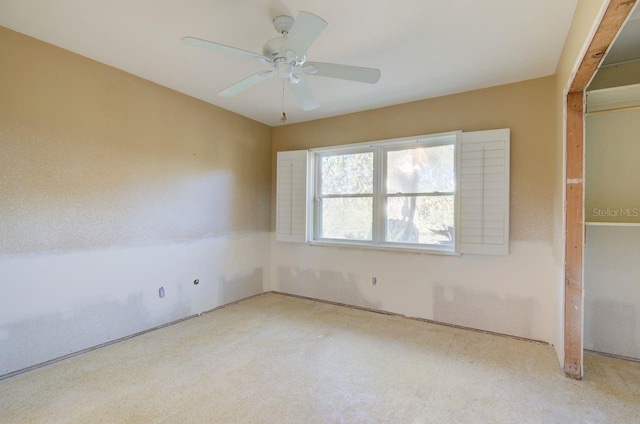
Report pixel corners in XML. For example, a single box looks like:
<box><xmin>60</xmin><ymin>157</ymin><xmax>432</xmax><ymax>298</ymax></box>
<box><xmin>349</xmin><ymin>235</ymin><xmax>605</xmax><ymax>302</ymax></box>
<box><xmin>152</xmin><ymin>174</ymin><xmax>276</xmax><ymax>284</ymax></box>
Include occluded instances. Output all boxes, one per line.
<box><xmin>456</xmin><ymin>129</ymin><xmax>510</xmax><ymax>255</ymax></box>
<box><xmin>276</xmin><ymin>150</ymin><xmax>308</xmax><ymax>243</ymax></box>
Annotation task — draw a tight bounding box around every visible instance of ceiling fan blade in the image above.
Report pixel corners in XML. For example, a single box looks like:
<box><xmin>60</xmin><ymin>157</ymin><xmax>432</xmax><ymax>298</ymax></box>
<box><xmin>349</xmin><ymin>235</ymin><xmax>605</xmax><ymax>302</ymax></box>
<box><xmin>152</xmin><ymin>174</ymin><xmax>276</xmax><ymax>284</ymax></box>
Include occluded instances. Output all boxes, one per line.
<box><xmin>182</xmin><ymin>37</ymin><xmax>269</xmax><ymax>62</ymax></box>
<box><xmin>218</xmin><ymin>71</ymin><xmax>275</xmax><ymax>97</ymax></box>
<box><xmin>288</xmin><ymin>76</ymin><xmax>319</xmax><ymax>111</ymax></box>
<box><xmin>301</xmin><ymin>62</ymin><xmax>381</xmax><ymax>84</ymax></box>
<box><xmin>283</xmin><ymin>12</ymin><xmax>327</xmax><ymax>57</ymax></box>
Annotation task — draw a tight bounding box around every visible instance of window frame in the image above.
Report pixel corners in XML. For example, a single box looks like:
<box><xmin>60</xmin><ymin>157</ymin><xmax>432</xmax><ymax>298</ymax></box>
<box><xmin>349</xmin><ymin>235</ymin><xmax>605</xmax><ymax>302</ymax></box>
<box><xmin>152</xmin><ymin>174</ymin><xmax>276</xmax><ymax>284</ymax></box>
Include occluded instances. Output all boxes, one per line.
<box><xmin>381</xmin><ymin>139</ymin><xmax>456</xmax><ymax>251</ymax></box>
<box><xmin>309</xmin><ymin>131</ymin><xmax>460</xmax><ymax>254</ymax></box>
<box><xmin>313</xmin><ymin>146</ymin><xmax>376</xmax><ymax>244</ymax></box>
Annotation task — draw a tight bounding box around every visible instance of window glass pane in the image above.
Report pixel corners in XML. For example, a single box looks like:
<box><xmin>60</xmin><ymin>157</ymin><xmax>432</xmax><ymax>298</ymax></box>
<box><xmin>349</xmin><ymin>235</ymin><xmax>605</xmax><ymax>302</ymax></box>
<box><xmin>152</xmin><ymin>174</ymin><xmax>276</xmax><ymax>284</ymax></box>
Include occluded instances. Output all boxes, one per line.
<box><xmin>386</xmin><ymin>145</ymin><xmax>454</xmax><ymax>194</ymax></box>
<box><xmin>385</xmin><ymin>196</ymin><xmax>454</xmax><ymax>246</ymax></box>
<box><xmin>319</xmin><ymin>197</ymin><xmax>372</xmax><ymax>240</ymax></box>
<box><xmin>320</xmin><ymin>152</ymin><xmax>373</xmax><ymax>195</ymax></box>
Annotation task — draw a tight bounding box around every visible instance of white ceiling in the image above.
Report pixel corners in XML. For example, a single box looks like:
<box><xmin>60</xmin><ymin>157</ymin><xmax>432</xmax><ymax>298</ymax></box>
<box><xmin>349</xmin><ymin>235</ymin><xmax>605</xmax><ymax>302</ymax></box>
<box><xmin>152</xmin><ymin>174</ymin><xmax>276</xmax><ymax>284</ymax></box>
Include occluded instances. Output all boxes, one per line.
<box><xmin>0</xmin><ymin>0</ymin><xmax>578</xmax><ymax>126</ymax></box>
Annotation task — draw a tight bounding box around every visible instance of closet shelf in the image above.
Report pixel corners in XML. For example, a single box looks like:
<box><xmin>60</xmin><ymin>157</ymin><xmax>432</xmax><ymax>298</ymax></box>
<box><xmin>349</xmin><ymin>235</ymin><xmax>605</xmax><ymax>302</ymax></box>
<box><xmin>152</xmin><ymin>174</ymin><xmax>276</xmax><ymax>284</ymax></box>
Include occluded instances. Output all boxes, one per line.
<box><xmin>585</xmin><ymin>222</ymin><xmax>640</xmax><ymax>227</ymax></box>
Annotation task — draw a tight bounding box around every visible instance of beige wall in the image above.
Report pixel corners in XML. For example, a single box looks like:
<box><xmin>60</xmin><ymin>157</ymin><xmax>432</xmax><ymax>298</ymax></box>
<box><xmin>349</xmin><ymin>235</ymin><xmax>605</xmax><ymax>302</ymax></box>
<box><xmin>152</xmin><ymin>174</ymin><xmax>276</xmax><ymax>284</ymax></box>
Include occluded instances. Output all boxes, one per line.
<box><xmin>272</xmin><ymin>76</ymin><xmax>556</xmax><ymax>243</ymax></box>
<box><xmin>0</xmin><ymin>26</ymin><xmax>271</xmax><ymax>255</ymax></box>
<box><xmin>270</xmin><ymin>77</ymin><xmax>559</xmax><ymax>344</ymax></box>
<box><xmin>0</xmin><ymin>0</ymin><xmax>614</xmax><ymax>374</ymax></box>
<box><xmin>0</xmin><ymin>26</ymin><xmax>272</xmax><ymax>376</ymax></box>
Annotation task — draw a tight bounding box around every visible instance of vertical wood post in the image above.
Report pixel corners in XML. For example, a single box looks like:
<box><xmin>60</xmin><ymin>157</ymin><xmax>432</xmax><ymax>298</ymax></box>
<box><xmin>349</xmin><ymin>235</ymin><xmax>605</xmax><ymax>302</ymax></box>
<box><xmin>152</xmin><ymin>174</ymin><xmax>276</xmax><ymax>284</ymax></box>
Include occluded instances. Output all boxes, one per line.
<box><xmin>564</xmin><ymin>91</ymin><xmax>585</xmax><ymax>378</ymax></box>
<box><xmin>563</xmin><ymin>0</ymin><xmax>636</xmax><ymax>379</ymax></box>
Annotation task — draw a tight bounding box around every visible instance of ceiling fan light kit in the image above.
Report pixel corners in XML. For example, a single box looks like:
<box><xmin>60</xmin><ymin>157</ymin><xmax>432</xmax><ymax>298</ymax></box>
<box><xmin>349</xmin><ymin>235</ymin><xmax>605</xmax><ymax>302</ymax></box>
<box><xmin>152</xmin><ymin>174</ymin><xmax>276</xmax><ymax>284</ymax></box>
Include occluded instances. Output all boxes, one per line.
<box><xmin>182</xmin><ymin>11</ymin><xmax>381</xmax><ymax>118</ymax></box>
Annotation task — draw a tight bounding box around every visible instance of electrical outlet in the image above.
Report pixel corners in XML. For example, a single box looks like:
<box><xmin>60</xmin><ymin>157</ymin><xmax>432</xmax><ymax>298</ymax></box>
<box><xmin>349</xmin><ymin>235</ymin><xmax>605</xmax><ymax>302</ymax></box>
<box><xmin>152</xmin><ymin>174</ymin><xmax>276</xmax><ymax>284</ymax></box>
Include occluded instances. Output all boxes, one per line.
<box><xmin>372</xmin><ymin>277</ymin><xmax>377</xmax><ymax>286</ymax></box>
<box><xmin>159</xmin><ymin>287</ymin><xmax>165</xmax><ymax>298</ymax></box>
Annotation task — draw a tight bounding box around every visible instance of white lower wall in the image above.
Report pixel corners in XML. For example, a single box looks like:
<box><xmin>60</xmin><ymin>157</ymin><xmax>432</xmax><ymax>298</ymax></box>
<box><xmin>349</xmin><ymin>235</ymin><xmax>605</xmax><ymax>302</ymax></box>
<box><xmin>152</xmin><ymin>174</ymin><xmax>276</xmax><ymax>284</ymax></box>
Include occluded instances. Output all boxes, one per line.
<box><xmin>271</xmin><ymin>236</ymin><xmax>556</xmax><ymax>343</ymax></box>
<box><xmin>0</xmin><ymin>232</ymin><xmax>270</xmax><ymax>376</ymax></box>
<box><xmin>553</xmin><ymin>261</ymin><xmax>565</xmax><ymax>368</ymax></box>
<box><xmin>585</xmin><ymin>226</ymin><xmax>640</xmax><ymax>359</ymax></box>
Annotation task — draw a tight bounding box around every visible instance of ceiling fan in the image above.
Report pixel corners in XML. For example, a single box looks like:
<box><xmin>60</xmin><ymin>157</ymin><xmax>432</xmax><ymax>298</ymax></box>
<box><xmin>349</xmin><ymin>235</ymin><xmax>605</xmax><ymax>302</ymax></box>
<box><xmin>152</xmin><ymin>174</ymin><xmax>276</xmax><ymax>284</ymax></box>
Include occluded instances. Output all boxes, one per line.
<box><xmin>181</xmin><ymin>11</ymin><xmax>381</xmax><ymax>112</ymax></box>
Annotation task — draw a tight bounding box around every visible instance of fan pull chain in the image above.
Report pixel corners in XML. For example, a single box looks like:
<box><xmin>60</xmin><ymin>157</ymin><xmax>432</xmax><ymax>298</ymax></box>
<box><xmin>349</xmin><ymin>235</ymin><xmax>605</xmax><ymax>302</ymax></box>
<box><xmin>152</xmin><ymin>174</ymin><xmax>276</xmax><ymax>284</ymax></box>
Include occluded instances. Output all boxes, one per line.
<box><xmin>280</xmin><ymin>78</ymin><xmax>287</xmax><ymax>124</ymax></box>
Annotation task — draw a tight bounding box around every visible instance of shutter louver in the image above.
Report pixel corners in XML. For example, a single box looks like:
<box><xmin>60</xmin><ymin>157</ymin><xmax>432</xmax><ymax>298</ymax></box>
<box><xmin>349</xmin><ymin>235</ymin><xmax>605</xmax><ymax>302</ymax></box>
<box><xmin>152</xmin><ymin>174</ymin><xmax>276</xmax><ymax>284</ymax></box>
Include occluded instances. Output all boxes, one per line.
<box><xmin>457</xmin><ymin>129</ymin><xmax>510</xmax><ymax>255</ymax></box>
<box><xmin>276</xmin><ymin>150</ymin><xmax>308</xmax><ymax>243</ymax></box>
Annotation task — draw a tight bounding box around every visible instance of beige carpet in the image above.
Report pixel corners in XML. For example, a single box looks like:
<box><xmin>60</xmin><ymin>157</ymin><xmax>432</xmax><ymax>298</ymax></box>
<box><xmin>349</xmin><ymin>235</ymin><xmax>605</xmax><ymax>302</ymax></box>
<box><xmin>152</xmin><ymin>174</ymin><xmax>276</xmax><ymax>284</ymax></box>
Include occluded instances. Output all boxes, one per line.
<box><xmin>1</xmin><ymin>293</ymin><xmax>639</xmax><ymax>423</ymax></box>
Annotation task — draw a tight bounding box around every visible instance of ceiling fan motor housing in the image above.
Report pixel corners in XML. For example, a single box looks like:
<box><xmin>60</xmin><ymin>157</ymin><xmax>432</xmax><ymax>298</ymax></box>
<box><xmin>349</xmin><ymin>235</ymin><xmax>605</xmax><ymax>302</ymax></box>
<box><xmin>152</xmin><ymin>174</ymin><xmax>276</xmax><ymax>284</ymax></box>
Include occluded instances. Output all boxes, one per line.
<box><xmin>264</xmin><ymin>15</ymin><xmax>298</xmax><ymax>65</ymax></box>
<box><xmin>273</xmin><ymin>15</ymin><xmax>295</xmax><ymax>34</ymax></box>
<box><xmin>262</xmin><ymin>37</ymin><xmax>287</xmax><ymax>61</ymax></box>
<box><xmin>263</xmin><ymin>37</ymin><xmax>299</xmax><ymax>78</ymax></box>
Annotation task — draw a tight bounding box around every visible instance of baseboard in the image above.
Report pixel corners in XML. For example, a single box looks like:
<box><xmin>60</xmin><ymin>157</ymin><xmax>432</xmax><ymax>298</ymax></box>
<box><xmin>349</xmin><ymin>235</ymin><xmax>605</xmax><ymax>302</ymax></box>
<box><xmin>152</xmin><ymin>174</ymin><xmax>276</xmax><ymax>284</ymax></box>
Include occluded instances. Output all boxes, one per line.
<box><xmin>584</xmin><ymin>349</ymin><xmax>640</xmax><ymax>364</ymax></box>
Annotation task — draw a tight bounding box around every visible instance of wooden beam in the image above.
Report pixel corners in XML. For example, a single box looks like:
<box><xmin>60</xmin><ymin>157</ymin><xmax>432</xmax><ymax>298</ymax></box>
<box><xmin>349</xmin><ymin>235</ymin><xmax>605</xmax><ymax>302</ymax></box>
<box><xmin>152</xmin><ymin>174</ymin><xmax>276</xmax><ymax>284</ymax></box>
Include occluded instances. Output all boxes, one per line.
<box><xmin>564</xmin><ymin>91</ymin><xmax>584</xmax><ymax>378</ymax></box>
<box><xmin>569</xmin><ymin>0</ymin><xmax>637</xmax><ymax>93</ymax></box>
<box><xmin>563</xmin><ymin>0</ymin><xmax>636</xmax><ymax>379</ymax></box>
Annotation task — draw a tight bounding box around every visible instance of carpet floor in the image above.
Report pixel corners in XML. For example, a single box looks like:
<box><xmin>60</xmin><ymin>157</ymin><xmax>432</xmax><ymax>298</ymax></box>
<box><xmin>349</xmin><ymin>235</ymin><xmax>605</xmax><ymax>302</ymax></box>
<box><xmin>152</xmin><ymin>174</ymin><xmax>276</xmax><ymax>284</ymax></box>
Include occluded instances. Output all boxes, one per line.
<box><xmin>1</xmin><ymin>293</ymin><xmax>639</xmax><ymax>423</ymax></box>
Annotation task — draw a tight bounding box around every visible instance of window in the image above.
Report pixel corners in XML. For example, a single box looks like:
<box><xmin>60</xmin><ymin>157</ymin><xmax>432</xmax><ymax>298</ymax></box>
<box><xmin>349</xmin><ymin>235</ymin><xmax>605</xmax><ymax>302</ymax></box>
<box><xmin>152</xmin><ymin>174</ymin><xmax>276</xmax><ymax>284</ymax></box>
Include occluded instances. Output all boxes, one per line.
<box><xmin>384</xmin><ymin>143</ymin><xmax>455</xmax><ymax>247</ymax></box>
<box><xmin>312</xmin><ymin>136</ymin><xmax>455</xmax><ymax>250</ymax></box>
<box><xmin>316</xmin><ymin>150</ymin><xmax>374</xmax><ymax>241</ymax></box>
<box><xmin>276</xmin><ymin>129</ymin><xmax>510</xmax><ymax>255</ymax></box>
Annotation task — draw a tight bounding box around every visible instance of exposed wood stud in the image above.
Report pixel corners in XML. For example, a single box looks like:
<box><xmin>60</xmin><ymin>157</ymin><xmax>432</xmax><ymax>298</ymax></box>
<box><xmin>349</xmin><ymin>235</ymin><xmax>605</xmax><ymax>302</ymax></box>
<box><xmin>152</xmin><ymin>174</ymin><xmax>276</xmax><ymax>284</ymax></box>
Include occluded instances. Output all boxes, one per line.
<box><xmin>569</xmin><ymin>0</ymin><xmax>637</xmax><ymax>93</ymax></box>
<box><xmin>563</xmin><ymin>0</ymin><xmax>636</xmax><ymax>379</ymax></box>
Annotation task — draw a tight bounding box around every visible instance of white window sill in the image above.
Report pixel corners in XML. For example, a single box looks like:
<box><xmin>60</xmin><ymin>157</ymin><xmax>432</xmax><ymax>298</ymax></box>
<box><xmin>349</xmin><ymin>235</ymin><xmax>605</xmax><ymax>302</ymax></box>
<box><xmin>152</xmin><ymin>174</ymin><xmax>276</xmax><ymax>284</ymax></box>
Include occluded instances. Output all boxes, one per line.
<box><xmin>307</xmin><ymin>241</ymin><xmax>461</xmax><ymax>256</ymax></box>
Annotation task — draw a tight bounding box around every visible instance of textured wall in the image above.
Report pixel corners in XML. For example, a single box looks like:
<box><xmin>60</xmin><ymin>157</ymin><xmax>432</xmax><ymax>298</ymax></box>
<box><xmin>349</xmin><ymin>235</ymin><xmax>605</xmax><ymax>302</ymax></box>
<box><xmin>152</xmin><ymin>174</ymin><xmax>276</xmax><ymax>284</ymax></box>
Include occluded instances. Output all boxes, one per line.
<box><xmin>272</xmin><ymin>238</ymin><xmax>557</xmax><ymax>342</ymax></box>
<box><xmin>0</xmin><ymin>26</ymin><xmax>271</xmax><ymax>254</ymax></box>
<box><xmin>0</xmin><ymin>234</ymin><xmax>270</xmax><ymax>375</ymax></box>
<box><xmin>270</xmin><ymin>77</ymin><xmax>559</xmax><ymax>343</ymax></box>
<box><xmin>0</xmin><ymin>26</ymin><xmax>272</xmax><ymax>376</ymax></box>
<box><xmin>272</xmin><ymin>76</ymin><xmax>556</xmax><ymax>243</ymax></box>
